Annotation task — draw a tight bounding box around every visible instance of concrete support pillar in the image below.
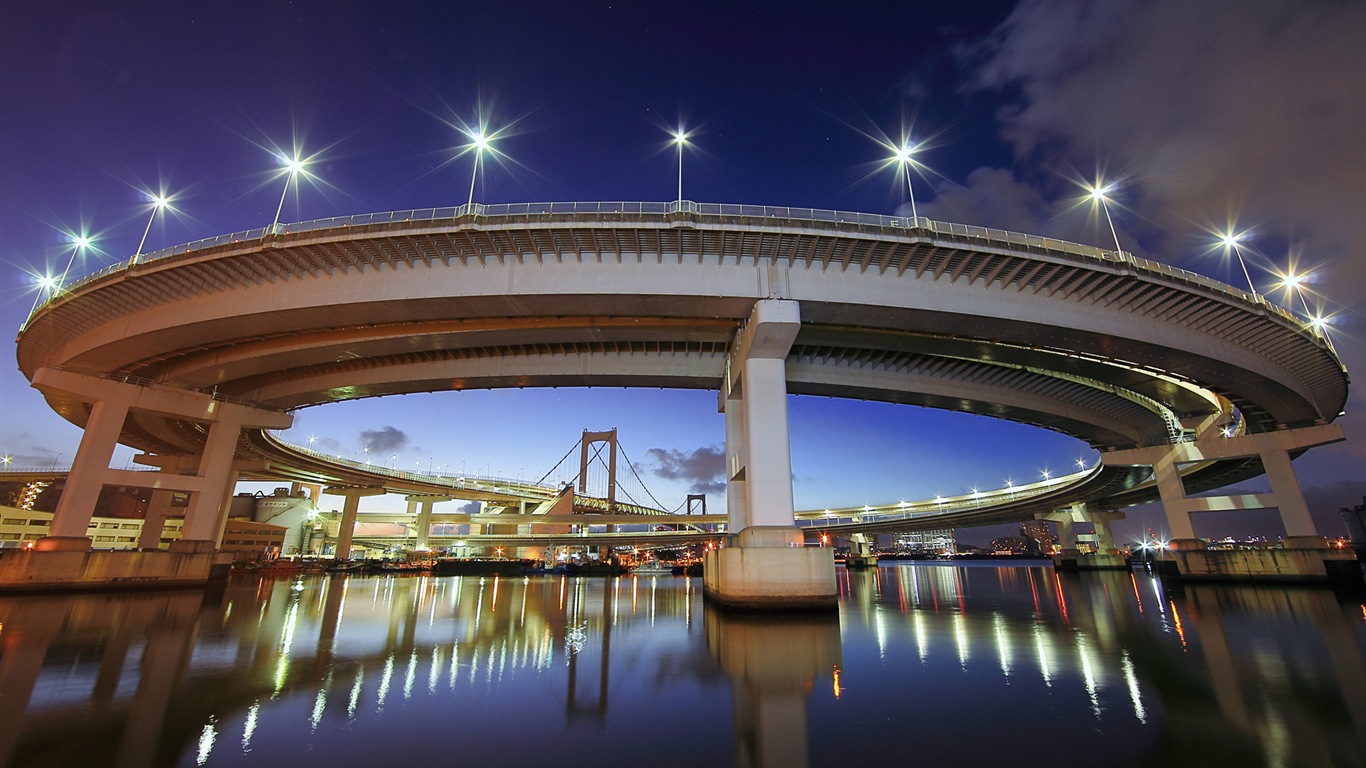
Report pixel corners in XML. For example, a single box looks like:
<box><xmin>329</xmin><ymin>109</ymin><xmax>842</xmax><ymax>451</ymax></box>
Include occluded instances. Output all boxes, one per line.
<box><xmin>1055</xmin><ymin>514</ymin><xmax>1078</xmax><ymax>552</ymax></box>
<box><xmin>138</xmin><ymin>490</ymin><xmax>180</xmax><ymax>550</ymax></box>
<box><xmin>846</xmin><ymin>533</ymin><xmax>876</xmax><ymax>568</ymax></box>
<box><xmin>291</xmin><ymin>482</ymin><xmax>322</xmax><ymax>503</ymax></box>
<box><xmin>739</xmin><ymin>356</ymin><xmax>797</xmax><ymax>529</ymax></box>
<box><xmin>336</xmin><ymin>493</ymin><xmax>362</xmax><ymax>560</ymax></box>
<box><xmin>708</xmin><ymin>300</ymin><xmax>835</xmax><ymax>610</ymax></box>
<box><xmin>1103</xmin><ymin>423</ymin><xmax>1345</xmax><ymax>552</ymax></box>
<box><xmin>1089</xmin><ymin>512</ymin><xmax>1122</xmax><ymax>551</ymax></box>
<box><xmin>1152</xmin><ymin>454</ymin><xmax>1199</xmax><ymax>543</ymax></box>
<box><xmin>1260</xmin><ymin>449</ymin><xmax>1318</xmax><ymax>538</ymax></box>
<box><xmin>41</xmin><ymin>399</ymin><xmax>130</xmax><ymax>548</ymax></box>
<box><xmin>415</xmin><ymin>501</ymin><xmax>435</xmax><ymax>550</ymax></box>
<box><xmin>723</xmin><ymin>402</ymin><xmax>748</xmax><ymax>532</ymax></box>
<box><xmin>331</xmin><ymin>487</ymin><xmax>385</xmax><ymax>559</ymax></box>
<box><xmin>176</xmin><ymin>416</ymin><xmax>244</xmax><ymax>550</ymax></box>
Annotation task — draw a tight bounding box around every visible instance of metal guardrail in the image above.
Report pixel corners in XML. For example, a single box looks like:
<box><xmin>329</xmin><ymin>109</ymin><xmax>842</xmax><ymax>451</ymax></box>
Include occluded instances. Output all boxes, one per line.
<box><xmin>795</xmin><ymin>467</ymin><xmax>1096</xmax><ymax>528</ymax></box>
<box><xmin>29</xmin><ymin>201</ymin><xmax>1322</xmax><ymax>343</ymax></box>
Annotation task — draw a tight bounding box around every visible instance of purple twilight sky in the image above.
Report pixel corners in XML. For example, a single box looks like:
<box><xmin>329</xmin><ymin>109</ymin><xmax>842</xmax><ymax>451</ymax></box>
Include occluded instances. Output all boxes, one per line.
<box><xmin>2</xmin><ymin>0</ymin><xmax>1362</xmax><ymax>544</ymax></box>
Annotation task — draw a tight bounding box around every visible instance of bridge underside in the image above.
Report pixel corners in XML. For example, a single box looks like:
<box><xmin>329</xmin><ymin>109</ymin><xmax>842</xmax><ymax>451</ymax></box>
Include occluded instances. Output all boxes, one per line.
<box><xmin>14</xmin><ymin>208</ymin><xmax>1348</xmax><ymax>580</ymax></box>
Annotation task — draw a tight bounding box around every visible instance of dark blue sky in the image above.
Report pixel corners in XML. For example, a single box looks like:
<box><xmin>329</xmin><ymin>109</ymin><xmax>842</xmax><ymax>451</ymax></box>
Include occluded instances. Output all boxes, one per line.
<box><xmin>3</xmin><ymin>1</ymin><xmax>1362</xmax><ymax>544</ymax></box>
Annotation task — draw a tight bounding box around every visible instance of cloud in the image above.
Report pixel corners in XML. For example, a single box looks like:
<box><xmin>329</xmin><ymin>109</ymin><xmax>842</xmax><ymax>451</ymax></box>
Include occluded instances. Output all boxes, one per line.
<box><xmin>920</xmin><ymin>166</ymin><xmax>1052</xmax><ymax>234</ymax></box>
<box><xmin>643</xmin><ymin>445</ymin><xmax>727</xmax><ymax>495</ymax></box>
<box><xmin>953</xmin><ymin>0</ymin><xmax>1366</xmax><ymax>433</ymax></box>
<box><xmin>0</xmin><ymin>433</ymin><xmax>66</xmax><ymax>468</ymax></box>
<box><xmin>358</xmin><ymin>426</ymin><xmax>409</xmax><ymax>453</ymax></box>
<box><xmin>458</xmin><ymin>500</ymin><xmax>482</xmax><ymax>515</ymax></box>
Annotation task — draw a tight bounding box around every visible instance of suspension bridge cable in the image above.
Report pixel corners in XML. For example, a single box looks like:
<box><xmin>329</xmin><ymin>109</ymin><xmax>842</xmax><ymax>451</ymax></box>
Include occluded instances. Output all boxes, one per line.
<box><xmin>536</xmin><ymin>438</ymin><xmax>583</xmax><ymax>486</ymax></box>
<box><xmin>616</xmin><ymin>444</ymin><xmax>670</xmax><ymax>512</ymax></box>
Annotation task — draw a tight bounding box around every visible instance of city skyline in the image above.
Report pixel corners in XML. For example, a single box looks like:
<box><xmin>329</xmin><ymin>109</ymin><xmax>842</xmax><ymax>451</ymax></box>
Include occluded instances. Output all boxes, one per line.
<box><xmin>2</xmin><ymin>1</ymin><xmax>1362</xmax><ymax>544</ymax></box>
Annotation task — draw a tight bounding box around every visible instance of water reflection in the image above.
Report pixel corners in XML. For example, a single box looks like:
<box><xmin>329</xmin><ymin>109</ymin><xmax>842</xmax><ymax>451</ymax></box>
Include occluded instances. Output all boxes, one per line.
<box><xmin>0</xmin><ymin>565</ymin><xmax>1361</xmax><ymax>767</ymax></box>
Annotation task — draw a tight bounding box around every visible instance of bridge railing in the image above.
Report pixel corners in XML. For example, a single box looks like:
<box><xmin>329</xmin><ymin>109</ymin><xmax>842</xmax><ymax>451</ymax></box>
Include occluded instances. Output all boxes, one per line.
<box><xmin>33</xmin><ymin>201</ymin><xmax>1318</xmax><ymax>344</ymax></box>
<box><xmin>795</xmin><ymin>467</ymin><xmax>1095</xmax><ymax>528</ymax></box>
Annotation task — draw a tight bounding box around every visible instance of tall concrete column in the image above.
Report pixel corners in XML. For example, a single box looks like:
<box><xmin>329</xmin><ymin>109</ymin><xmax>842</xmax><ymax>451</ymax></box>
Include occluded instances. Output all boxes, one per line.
<box><xmin>1055</xmin><ymin>514</ymin><xmax>1077</xmax><ymax>552</ymax></box>
<box><xmin>1081</xmin><ymin>508</ymin><xmax>1125</xmax><ymax>549</ymax></box>
<box><xmin>40</xmin><ymin>399</ymin><xmax>130</xmax><ymax>548</ymax></box>
<box><xmin>1152</xmin><ymin>454</ymin><xmax>1199</xmax><ymax>542</ymax></box>
<box><xmin>416</xmin><ymin>501</ymin><xmax>434</xmax><ymax>550</ymax></box>
<box><xmin>405</xmin><ymin>495</ymin><xmax>446</xmax><ymax>551</ymax></box>
<box><xmin>1259</xmin><ymin>449</ymin><xmax>1318</xmax><ymax>538</ymax></box>
<box><xmin>739</xmin><ymin>355</ymin><xmax>797</xmax><ymax>529</ymax></box>
<box><xmin>332</xmin><ymin>487</ymin><xmax>385</xmax><ymax>559</ymax></box>
<box><xmin>176</xmin><ymin>416</ymin><xmax>244</xmax><ymax>550</ymax></box>
<box><xmin>722</xmin><ymin>401</ymin><xmax>749</xmax><ymax>532</ymax></box>
<box><xmin>1089</xmin><ymin>511</ymin><xmax>1123</xmax><ymax>551</ymax></box>
<box><xmin>138</xmin><ymin>490</ymin><xmax>180</xmax><ymax>550</ymax></box>
<box><xmin>706</xmin><ymin>300</ymin><xmax>836</xmax><ymax>610</ymax></box>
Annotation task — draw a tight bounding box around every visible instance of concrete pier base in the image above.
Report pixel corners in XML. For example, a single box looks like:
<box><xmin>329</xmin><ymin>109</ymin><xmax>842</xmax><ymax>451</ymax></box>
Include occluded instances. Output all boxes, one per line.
<box><xmin>0</xmin><ymin>549</ymin><xmax>232</xmax><ymax>593</ymax></box>
<box><xmin>1152</xmin><ymin>539</ymin><xmax>1361</xmax><ymax>584</ymax></box>
<box><xmin>1053</xmin><ymin>550</ymin><xmax>1130</xmax><ymax>572</ymax></box>
<box><xmin>703</xmin><ymin>527</ymin><xmax>837</xmax><ymax>611</ymax></box>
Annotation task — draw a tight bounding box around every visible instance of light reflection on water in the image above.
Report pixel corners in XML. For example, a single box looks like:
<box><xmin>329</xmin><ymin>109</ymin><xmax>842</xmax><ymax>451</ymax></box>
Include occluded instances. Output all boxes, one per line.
<box><xmin>0</xmin><ymin>564</ymin><xmax>1362</xmax><ymax>767</ymax></box>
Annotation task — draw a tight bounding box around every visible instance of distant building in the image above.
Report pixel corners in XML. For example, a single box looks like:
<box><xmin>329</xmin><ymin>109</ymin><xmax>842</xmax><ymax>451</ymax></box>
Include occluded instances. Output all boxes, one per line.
<box><xmin>991</xmin><ymin>535</ymin><xmax>1031</xmax><ymax>554</ymax></box>
<box><xmin>0</xmin><ymin>505</ymin><xmax>283</xmax><ymax>557</ymax></box>
<box><xmin>892</xmin><ymin>529</ymin><xmax>957</xmax><ymax>555</ymax></box>
<box><xmin>1020</xmin><ymin>520</ymin><xmax>1056</xmax><ymax>554</ymax></box>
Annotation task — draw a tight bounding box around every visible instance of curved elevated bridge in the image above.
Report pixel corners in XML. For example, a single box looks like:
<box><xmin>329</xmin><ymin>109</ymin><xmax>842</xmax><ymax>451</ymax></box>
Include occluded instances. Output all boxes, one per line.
<box><xmin>15</xmin><ymin>201</ymin><xmax>1348</xmax><ymax>556</ymax></box>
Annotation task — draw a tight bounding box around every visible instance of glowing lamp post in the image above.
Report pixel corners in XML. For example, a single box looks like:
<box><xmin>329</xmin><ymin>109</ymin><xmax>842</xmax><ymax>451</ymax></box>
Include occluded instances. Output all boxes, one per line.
<box><xmin>1087</xmin><ymin>183</ymin><xmax>1124</xmax><ymax>256</ymax></box>
<box><xmin>27</xmin><ymin>273</ymin><xmax>60</xmax><ymax>316</ymax></box>
<box><xmin>466</xmin><ymin>129</ymin><xmax>492</xmax><ymax>209</ymax></box>
<box><xmin>893</xmin><ymin>143</ymin><xmax>920</xmax><ymax>220</ymax></box>
<box><xmin>272</xmin><ymin>155</ymin><xmax>307</xmax><ymax>232</ymax></box>
<box><xmin>1219</xmin><ymin>232</ymin><xmax>1258</xmax><ymax>299</ymax></box>
<box><xmin>133</xmin><ymin>193</ymin><xmax>171</xmax><ymax>262</ymax></box>
<box><xmin>672</xmin><ymin>129</ymin><xmax>689</xmax><ymax>205</ymax></box>
<box><xmin>1278</xmin><ymin>272</ymin><xmax>1314</xmax><ymax>319</ymax></box>
<box><xmin>53</xmin><ymin>234</ymin><xmax>93</xmax><ymax>297</ymax></box>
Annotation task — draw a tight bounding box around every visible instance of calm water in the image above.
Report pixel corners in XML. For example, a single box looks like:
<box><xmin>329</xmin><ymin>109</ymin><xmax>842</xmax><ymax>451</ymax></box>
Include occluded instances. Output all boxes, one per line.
<box><xmin>1</xmin><ymin>563</ymin><xmax>1364</xmax><ymax>768</ymax></box>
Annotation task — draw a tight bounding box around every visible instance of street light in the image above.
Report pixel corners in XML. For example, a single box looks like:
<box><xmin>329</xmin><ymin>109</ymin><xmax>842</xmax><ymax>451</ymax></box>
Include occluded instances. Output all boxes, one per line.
<box><xmin>27</xmin><ymin>273</ymin><xmax>60</xmax><ymax>316</ymax></box>
<box><xmin>272</xmin><ymin>155</ymin><xmax>307</xmax><ymax>231</ymax></box>
<box><xmin>1278</xmin><ymin>271</ymin><xmax>1314</xmax><ymax>319</ymax></box>
<box><xmin>1087</xmin><ymin>182</ymin><xmax>1124</xmax><ymax>256</ymax></box>
<box><xmin>465</xmin><ymin>128</ymin><xmax>492</xmax><ymax>209</ymax></box>
<box><xmin>1218</xmin><ymin>232</ymin><xmax>1258</xmax><ymax>299</ymax></box>
<box><xmin>893</xmin><ymin>142</ymin><xmax>920</xmax><ymax>220</ymax></box>
<box><xmin>672</xmin><ymin>128</ymin><xmax>689</xmax><ymax>204</ymax></box>
<box><xmin>133</xmin><ymin>193</ymin><xmax>172</xmax><ymax>262</ymax></box>
<box><xmin>54</xmin><ymin>234</ymin><xmax>93</xmax><ymax>296</ymax></box>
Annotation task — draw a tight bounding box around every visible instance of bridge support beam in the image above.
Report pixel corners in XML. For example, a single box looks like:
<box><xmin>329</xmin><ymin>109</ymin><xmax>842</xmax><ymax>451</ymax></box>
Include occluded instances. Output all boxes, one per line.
<box><xmin>846</xmin><ymin>533</ymin><xmax>876</xmax><ymax>569</ymax></box>
<box><xmin>1104</xmin><ymin>423</ymin><xmax>1345</xmax><ymax>546</ymax></box>
<box><xmin>1045</xmin><ymin>503</ymin><xmax>1129</xmax><ymax>571</ymax></box>
<box><xmin>328</xmin><ymin>487</ymin><xmax>386</xmax><ymax>560</ymax></box>
<box><xmin>710</xmin><ymin>300</ymin><xmax>836</xmax><ymax>610</ymax></box>
<box><xmin>1105</xmin><ymin>424</ymin><xmax>1358</xmax><ymax>581</ymax></box>
<box><xmin>405</xmin><ymin>495</ymin><xmax>449</xmax><ymax>551</ymax></box>
<box><xmin>25</xmin><ymin>368</ymin><xmax>289</xmax><ymax>567</ymax></box>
